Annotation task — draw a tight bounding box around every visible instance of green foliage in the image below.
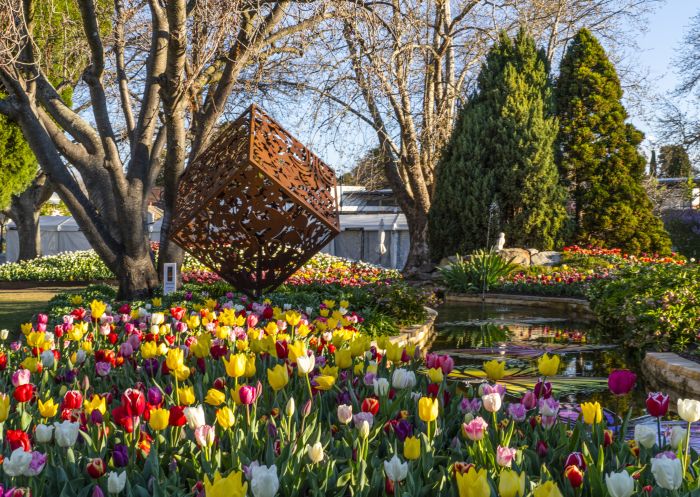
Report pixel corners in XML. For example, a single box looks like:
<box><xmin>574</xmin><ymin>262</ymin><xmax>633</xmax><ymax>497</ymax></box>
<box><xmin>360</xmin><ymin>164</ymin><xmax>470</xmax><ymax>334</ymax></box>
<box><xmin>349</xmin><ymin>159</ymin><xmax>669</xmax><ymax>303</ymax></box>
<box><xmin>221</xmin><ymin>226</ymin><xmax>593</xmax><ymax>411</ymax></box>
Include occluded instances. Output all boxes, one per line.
<box><xmin>663</xmin><ymin>209</ymin><xmax>700</xmax><ymax>259</ymax></box>
<box><xmin>554</xmin><ymin>29</ymin><xmax>672</xmax><ymax>255</ymax></box>
<box><xmin>658</xmin><ymin>144</ymin><xmax>695</xmax><ymax>178</ymax></box>
<box><xmin>587</xmin><ymin>263</ymin><xmax>700</xmax><ymax>351</ymax></box>
<box><xmin>429</xmin><ymin>29</ymin><xmax>568</xmax><ymax>260</ymax></box>
<box><xmin>0</xmin><ymin>96</ymin><xmax>38</xmax><ymax>211</ymax></box>
<box><xmin>439</xmin><ymin>251</ymin><xmax>518</xmax><ymax>293</ymax></box>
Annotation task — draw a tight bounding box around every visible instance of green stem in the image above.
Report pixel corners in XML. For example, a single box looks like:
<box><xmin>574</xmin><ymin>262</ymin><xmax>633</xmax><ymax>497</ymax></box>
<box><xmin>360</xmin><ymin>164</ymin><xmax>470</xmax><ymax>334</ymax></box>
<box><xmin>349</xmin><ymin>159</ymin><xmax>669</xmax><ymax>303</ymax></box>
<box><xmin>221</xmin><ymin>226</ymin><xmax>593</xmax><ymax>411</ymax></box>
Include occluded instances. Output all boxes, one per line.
<box><xmin>683</xmin><ymin>421</ymin><xmax>692</xmax><ymax>478</ymax></box>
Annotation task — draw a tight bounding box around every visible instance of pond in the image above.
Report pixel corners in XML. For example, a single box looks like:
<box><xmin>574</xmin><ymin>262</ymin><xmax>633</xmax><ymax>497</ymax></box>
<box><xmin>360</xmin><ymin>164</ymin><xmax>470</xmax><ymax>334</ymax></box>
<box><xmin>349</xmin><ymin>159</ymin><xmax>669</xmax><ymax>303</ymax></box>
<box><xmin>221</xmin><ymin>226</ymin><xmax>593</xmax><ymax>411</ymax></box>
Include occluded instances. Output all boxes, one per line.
<box><xmin>432</xmin><ymin>302</ymin><xmax>700</xmax><ymax>448</ymax></box>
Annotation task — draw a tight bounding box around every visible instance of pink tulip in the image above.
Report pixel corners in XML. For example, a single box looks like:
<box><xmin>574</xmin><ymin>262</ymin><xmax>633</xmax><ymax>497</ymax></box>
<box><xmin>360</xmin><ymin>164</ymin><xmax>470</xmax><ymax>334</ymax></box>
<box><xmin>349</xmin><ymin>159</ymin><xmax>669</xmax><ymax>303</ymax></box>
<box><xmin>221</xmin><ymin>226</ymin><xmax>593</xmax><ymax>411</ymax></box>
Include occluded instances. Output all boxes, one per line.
<box><xmin>239</xmin><ymin>385</ymin><xmax>256</xmax><ymax>405</ymax></box>
<box><xmin>607</xmin><ymin>369</ymin><xmax>637</xmax><ymax>395</ymax></box>
<box><xmin>521</xmin><ymin>391</ymin><xmax>537</xmax><ymax>410</ymax></box>
<box><xmin>194</xmin><ymin>425</ymin><xmax>215</xmax><ymax>447</ymax></box>
<box><xmin>11</xmin><ymin>369</ymin><xmax>31</xmax><ymax>387</ymax></box>
<box><xmin>463</xmin><ymin>416</ymin><xmax>489</xmax><ymax>441</ymax></box>
<box><xmin>496</xmin><ymin>446</ymin><xmax>517</xmax><ymax>467</ymax></box>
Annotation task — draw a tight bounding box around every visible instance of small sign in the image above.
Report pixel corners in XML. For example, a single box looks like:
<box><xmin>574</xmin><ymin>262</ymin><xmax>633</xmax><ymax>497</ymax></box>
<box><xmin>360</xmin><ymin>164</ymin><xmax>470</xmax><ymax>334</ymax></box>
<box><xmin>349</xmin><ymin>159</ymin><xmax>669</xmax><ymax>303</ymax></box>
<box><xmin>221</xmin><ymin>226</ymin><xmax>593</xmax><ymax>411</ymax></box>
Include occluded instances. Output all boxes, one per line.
<box><xmin>163</xmin><ymin>263</ymin><xmax>178</xmax><ymax>295</ymax></box>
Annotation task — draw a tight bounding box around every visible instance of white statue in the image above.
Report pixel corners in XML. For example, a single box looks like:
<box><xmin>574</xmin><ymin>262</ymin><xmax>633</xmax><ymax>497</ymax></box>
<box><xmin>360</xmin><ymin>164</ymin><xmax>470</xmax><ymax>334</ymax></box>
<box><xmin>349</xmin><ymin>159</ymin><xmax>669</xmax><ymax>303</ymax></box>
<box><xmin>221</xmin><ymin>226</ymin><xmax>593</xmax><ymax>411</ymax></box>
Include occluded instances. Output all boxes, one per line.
<box><xmin>495</xmin><ymin>232</ymin><xmax>506</xmax><ymax>251</ymax></box>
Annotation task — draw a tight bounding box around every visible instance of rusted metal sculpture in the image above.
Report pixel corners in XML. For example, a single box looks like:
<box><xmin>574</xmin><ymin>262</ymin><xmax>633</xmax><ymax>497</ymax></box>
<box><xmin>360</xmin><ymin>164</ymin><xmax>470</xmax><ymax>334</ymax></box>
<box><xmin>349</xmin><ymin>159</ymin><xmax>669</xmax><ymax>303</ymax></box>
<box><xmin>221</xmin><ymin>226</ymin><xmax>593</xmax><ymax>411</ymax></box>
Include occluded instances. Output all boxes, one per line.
<box><xmin>170</xmin><ymin>104</ymin><xmax>340</xmax><ymax>297</ymax></box>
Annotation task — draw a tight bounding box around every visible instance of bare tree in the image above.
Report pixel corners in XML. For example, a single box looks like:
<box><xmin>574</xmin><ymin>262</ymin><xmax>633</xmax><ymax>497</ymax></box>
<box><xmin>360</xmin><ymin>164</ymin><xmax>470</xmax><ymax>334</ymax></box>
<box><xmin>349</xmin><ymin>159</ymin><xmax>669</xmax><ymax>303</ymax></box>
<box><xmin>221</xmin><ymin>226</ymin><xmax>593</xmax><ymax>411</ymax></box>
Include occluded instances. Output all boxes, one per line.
<box><xmin>287</xmin><ymin>0</ymin><xmax>658</xmax><ymax>275</ymax></box>
<box><xmin>0</xmin><ymin>0</ymin><xmax>330</xmax><ymax>298</ymax></box>
<box><xmin>2</xmin><ymin>173</ymin><xmax>53</xmax><ymax>261</ymax></box>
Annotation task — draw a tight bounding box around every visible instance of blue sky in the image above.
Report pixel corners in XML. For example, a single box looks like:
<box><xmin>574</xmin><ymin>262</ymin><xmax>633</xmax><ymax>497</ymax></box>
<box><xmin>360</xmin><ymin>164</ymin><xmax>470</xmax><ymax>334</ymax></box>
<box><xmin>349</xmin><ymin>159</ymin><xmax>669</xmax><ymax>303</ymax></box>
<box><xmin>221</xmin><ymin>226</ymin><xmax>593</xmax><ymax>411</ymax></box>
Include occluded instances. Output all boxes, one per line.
<box><xmin>625</xmin><ymin>0</ymin><xmax>698</xmax><ymax>145</ymax></box>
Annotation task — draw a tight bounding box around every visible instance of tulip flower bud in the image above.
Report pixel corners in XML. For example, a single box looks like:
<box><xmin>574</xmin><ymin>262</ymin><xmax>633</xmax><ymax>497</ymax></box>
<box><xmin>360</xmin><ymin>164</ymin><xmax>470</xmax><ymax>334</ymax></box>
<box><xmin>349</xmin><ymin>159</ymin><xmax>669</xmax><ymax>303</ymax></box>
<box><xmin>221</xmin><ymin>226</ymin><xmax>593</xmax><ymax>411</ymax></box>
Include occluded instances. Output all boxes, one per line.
<box><xmin>564</xmin><ymin>465</ymin><xmax>584</xmax><ymax>488</ymax></box>
<box><xmin>302</xmin><ymin>399</ymin><xmax>312</xmax><ymax>418</ymax></box>
<box><xmin>359</xmin><ymin>420</ymin><xmax>370</xmax><ymax>439</ymax></box>
<box><xmin>285</xmin><ymin>397</ymin><xmax>295</xmax><ymax>418</ymax></box>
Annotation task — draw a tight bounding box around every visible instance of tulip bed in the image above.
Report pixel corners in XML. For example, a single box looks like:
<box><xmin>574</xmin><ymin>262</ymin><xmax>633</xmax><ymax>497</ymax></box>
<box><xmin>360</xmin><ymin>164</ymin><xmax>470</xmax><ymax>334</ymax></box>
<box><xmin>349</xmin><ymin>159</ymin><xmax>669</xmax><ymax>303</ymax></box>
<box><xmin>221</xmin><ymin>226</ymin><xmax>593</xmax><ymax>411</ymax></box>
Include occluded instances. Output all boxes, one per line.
<box><xmin>1</xmin><ymin>292</ymin><xmax>700</xmax><ymax>497</ymax></box>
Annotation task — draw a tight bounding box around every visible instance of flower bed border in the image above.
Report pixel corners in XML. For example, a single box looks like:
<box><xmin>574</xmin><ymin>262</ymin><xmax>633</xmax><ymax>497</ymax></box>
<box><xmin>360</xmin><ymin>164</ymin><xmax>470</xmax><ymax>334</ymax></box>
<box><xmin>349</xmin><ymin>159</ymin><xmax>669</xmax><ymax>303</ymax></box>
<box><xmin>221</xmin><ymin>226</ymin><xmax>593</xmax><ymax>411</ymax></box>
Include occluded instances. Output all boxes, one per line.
<box><xmin>381</xmin><ymin>307</ymin><xmax>438</xmax><ymax>350</ymax></box>
<box><xmin>444</xmin><ymin>293</ymin><xmax>595</xmax><ymax>320</ymax></box>
<box><xmin>642</xmin><ymin>352</ymin><xmax>700</xmax><ymax>400</ymax></box>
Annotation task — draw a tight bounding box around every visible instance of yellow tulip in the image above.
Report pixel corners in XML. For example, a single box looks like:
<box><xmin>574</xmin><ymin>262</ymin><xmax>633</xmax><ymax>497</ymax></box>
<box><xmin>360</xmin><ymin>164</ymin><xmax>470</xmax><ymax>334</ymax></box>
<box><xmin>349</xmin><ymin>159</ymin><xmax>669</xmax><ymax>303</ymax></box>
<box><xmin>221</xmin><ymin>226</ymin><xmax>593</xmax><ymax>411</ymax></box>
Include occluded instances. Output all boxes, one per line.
<box><xmin>427</xmin><ymin>368</ymin><xmax>444</xmax><ymax>383</ymax></box>
<box><xmin>314</xmin><ymin>375</ymin><xmax>336</xmax><ymax>391</ymax></box>
<box><xmin>81</xmin><ymin>341</ymin><xmax>93</xmax><ymax>354</ymax></box>
<box><xmin>264</xmin><ymin>322</ymin><xmax>278</xmax><ymax>336</ymax></box>
<box><xmin>204</xmin><ymin>298</ymin><xmax>217</xmax><ymax>311</ymax></box>
<box><xmin>404</xmin><ymin>436</ymin><xmax>420</xmax><ymax>460</ymax></box>
<box><xmin>455</xmin><ymin>467</ymin><xmax>490</xmax><ymax>497</ymax></box>
<box><xmin>297</xmin><ymin>324</ymin><xmax>310</xmax><ymax>337</ymax></box>
<box><xmin>166</xmin><ymin>348</ymin><xmax>185</xmax><ymax>371</ymax></box>
<box><xmin>288</xmin><ymin>341</ymin><xmax>306</xmax><ymax>363</ymax></box>
<box><xmin>84</xmin><ymin>394</ymin><xmax>106</xmax><ymax>415</ymax></box>
<box><xmin>205</xmin><ymin>388</ymin><xmax>226</xmax><ymax>406</ymax></box>
<box><xmin>38</xmin><ymin>398</ymin><xmax>58</xmax><ymax>418</ymax></box>
<box><xmin>267</xmin><ymin>364</ymin><xmax>289</xmax><ymax>391</ymax></box>
<box><xmin>151</xmin><ymin>297</ymin><xmax>162</xmax><ymax>308</ymax></box>
<box><xmin>0</xmin><ymin>393</ymin><xmax>9</xmax><ymax>422</ymax></box>
<box><xmin>499</xmin><ymin>470</ymin><xmax>526</xmax><ymax>497</ymax></box>
<box><xmin>216</xmin><ymin>407</ymin><xmax>236</xmax><ymax>429</ymax></box>
<box><xmin>538</xmin><ymin>353</ymin><xmax>560</xmax><ymax>377</ymax></box>
<box><xmin>141</xmin><ymin>341</ymin><xmax>158</xmax><ymax>359</ymax></box>
<box><xmin>190</xmin><ymin>333</ymin><xmax>211</xmax><ymax>358</ymax></box>
<box><xmin>532</xmin><ymin>481</ymin><xmax>563</xmax><ymax>497</ymax></box>
<box><xmin>21</xmin><ymin>357</ymin><xmax>40</xmax><ymax>373</ymax></box>
<box><xmin>322</xmin><ymin>299</ymin><xmax>336</xmax><ymax>309</ymax></box>
<box><xmin>418</xmin><ymin>397</ymin><xmax>439</xmax><ymax>422</ymax></box>
<box><xmin>90</xmin><ymin>299</ymin><xmax>107</xmax><ymax>319</ymax></box>
<box><xmin>177</xmin><ymin>386</ymin><xmax>195</xmax><ymax>405</ymax></box>
<box><xmin>483</xmin><ymin>360</ymin><xmax>506</xmax><ymax>381</ymax></box>
<box><xmin>236</xmin><ymin>339</ymin><xmax>248</xmax><ymax>352</ymax></box>
<box><xmin>27</xmin><ymin>332</ymin><xmax>46</xmax><ymax>348</ymax></box>
<box><xmin>186</xmin><ymin>315</ymin><xmax>200</xmax><ymax>330</ymax></box>
<box><xmin>335</xmin><ymin>349</ymin><xmax>353</xmax><ymax>369</ymax></box>
<box><xmin>223</xmin><ymin>353</ymin><xmax>247</xmax><ymax>378</ymax></box>
<box><xmin>204</xmin><ymin>470</ymin><xmax>248</xmax><ymax>497</ymax></box>
<box><xmin>285</xmin><ymin>311</ymin><xmax>301</xmax><ymax>327</ymax></box>
<box><xmin>385</xmin><ymin>342</ymin><xmax>404</xmax><ymax>363</ymax></box>
<box><xmin>580</xmin><ymin>401</ymin><xmax>603</xmax><ymax>425</ymax></box>
<box><xmin>70</xmin><ymin>295</ymin><xmax>83</xmax><ymax>305</ymax></box>
<box><xmin>20</xmin><ymin>322</ymin><xmax>33</xmax><ymax>335</ymax></box>
<box><xmin>172</xmin><ymin>365</ymin><xmax>191</xmax><ymax>381</ymax></box>
<box><xmin>244</xmin><ymin>356</ymin><xmax>256</xmax><ymax>378</ymax></box>
<box><xmin>339</xmin><ymin>300</ymin><xmax>349</xmax><ymax>309</ymax></box>
<box><xmin>149</xmin><ymin>408</ymin><xmax>170</xmax><ymax>431</ymax></box>
<box><xmin>321</xmin><ymin>365</ymin><xmax>339</xmax><ymax>378</ymax></box>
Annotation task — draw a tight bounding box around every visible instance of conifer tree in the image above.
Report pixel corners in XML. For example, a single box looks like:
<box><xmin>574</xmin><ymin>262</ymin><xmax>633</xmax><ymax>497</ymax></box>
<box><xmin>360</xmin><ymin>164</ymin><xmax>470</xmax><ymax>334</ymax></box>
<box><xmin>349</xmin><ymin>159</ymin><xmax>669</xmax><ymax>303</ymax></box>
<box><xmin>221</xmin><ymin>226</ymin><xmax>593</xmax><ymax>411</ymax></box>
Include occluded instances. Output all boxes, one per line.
<box><xmin>429</xmin><ymin>29</ymin><xmax>567</xmax><ymax>260</ymax></box>
<box><xmin>554</xmin><ymin>29</ymin><xmax>671</xmax><ymax>254</ymax></box>
<box><xmin>658</xmin><ymin>144</ymin><xmax>695</xmax><ymax>178</ymax></box>
<box><xmin>649</xmin><ymin>149</ymin><xmax>657</xmax><ymax>177</ymax></box>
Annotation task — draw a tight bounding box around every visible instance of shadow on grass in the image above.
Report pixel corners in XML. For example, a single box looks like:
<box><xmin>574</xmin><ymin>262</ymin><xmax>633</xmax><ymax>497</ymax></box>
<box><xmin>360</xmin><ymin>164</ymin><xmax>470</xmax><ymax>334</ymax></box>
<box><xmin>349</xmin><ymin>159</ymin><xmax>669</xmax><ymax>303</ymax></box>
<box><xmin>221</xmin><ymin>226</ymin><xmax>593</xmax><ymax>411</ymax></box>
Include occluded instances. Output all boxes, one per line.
<box><xmin>0</xmin><ymin>286</ymin><xmax>85</xmax><ymax>335</ymax></box>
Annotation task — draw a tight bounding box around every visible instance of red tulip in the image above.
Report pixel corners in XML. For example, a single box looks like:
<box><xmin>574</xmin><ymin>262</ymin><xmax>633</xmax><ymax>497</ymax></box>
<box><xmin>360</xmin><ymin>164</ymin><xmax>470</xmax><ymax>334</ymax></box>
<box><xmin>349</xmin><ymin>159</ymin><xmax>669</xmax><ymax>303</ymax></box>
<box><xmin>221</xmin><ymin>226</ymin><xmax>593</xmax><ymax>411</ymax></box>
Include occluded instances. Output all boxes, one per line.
<box><xmin>169</xmin><ymin>405</ymin><xmax>186</xmax><ymax>427</ymax></box>
<box><xmin>275</xmin><ymin>340</ymin><xmax>288</xmax><ymax>359</ymax></box>
<box><xmin>608</xmin><ymin>369</ymin><xmax>637</xmax><ymax>395</ymax></box>
<box><xmin>564</xmin><ymin>465</ymin><xmax>584</xmax><ymax>488</ymax></box>
<box><xmin>361</xmin><ymin>397</ymin><xmax>380</xmax><ymax>415</ymax></box>
<box><xmin>536</xmin><ymin>440</ymin><xmax>548</xmax><ymax>458</ymax></box>
<box><xmin>63</xmin><ymin>390</ymin><xmax>83</xmax><ymax>410</ymax></box>
<box><xmin>646</xmin><ymin>392</ymin><xmax>669</xmax><ymax>418</ymax></box>
<box><xmin>86</xmin><ymin>458</ymin><xmax>106</xmax><ymax>478</ymax></box>
<box><xmin>6</xmin><ymin>430</ymin><xmax>31</xmax><ymax>451</ymax></box>
<box><xmin>13</xmin><ymin>384</ymin><xmax>34</xmax><ymax>403</ymax></box>
<box><xmin>170</xmin><ymin>307</ymin><xmax>186</xmax><ymax>321</ymax></box>
<box><xmin>604</xmin><ymin>430</ymin><xmax>614</xmax><ymax>447</ymax></box>
<box><xmin>121</xmin><ymin>388</ymin><xmax>146</xmax><ymax>417</ymax></box>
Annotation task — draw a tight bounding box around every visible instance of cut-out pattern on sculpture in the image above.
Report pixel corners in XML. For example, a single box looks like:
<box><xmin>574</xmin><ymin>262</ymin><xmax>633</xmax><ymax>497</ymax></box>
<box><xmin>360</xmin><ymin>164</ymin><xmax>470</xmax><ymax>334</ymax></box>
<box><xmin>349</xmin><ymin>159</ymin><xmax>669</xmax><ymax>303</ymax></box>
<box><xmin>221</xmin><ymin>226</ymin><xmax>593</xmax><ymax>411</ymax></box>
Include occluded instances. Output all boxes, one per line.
<box><xmin>170</xmin><ymin>105</ymin><xmax>340</xmax><ymax>297</ymax></box>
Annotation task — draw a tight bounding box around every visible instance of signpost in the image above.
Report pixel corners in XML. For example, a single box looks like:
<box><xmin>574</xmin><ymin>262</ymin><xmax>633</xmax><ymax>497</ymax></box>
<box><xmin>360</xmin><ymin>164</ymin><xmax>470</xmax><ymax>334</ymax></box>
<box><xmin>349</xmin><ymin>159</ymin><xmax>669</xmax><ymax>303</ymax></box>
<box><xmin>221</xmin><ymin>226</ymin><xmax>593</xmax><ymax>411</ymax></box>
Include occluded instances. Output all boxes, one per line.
<box><xmin>163</xmin><ymin>263</ymin><xmax>178</xmax><ymax>295</ymax></box>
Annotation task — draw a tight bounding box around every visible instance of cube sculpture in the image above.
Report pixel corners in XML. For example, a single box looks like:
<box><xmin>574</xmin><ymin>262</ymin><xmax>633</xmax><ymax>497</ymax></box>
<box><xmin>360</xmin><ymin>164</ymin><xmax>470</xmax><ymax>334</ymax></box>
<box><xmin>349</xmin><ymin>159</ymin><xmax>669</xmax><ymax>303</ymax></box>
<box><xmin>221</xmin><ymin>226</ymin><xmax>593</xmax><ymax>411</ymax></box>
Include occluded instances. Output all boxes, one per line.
<box><xmin>169</xmin><ymin>104</ymin><xmax>340</xmax><ymax>297</ymax></box>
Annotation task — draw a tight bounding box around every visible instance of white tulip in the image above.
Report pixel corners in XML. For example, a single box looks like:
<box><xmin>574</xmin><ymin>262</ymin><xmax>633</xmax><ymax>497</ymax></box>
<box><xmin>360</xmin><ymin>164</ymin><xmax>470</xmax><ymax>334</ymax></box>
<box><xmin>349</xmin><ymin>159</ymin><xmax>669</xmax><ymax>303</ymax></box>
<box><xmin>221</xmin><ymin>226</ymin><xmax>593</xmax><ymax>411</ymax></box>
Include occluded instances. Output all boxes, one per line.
<box><xmin>53</xmin><ymin>420</ymin><xmax>80</xmax><ymax>448</ymax></box>
<box><xmin>35</xmin><ymin>424</ymin><xmax>54</xmax><ymax>443</ymax></box>
<box><xmin>285</xmin><ymin>397</ymin><xmax>295</xmax><ymax>418</ymax></box>
<box><xmin>392</xmin><ymin>369</ymin><xmax>417</xmax><ymax>389</ymax></box>
<box><xmin>75</xmin><ymin>349</ymin><xmax>87</xmax><ymax>365</ymax></box>
<box><xmin>358</xmin><ymin>420</ymin><xmax>370</xmax><ymax>439</ymax></box>
<box><xmin>40</xmin><ymin>350</ymin><xmax>55</xmax><ymax>368</ymax></box>
<box><xmin>482</xmin><ymin>393</ymin><xmax>502</xmax><ymax>413</ymax></box>
<box><xmin>337</xmin><ymin>404</ymin><xmax>353</xmax><ymax>424</ymax></box>
<box><xmin>651</xmin><ymin>454</ymin><xmax>683</xmax><ymax>490</ymax></box>
<box><xmin>678</xmin><ymin>398</ymin><xmax>700</xmax><ymax>423</ymax></box>
<box><xmin>670</xmin><ymin>426</ymin><xmax>688</xmax><ymax>450</ymax></box>
<box><xmin>183</xmin><ymin>405</ymin><xmax>206</xmax><ymax>429</ymax></box>
<box><xmin>251</xmin><ymin>463</ymin><xmax>279</xmax><ymax>497</ymax></box>
<box><xmin>296</xmin><ymin>354</ymin><xmax>315</xmax><ymax>375</ymax></box>
<box><xmin>605</xmin><ymin>470</ymin><xmax>635</xmax><ymax>497</ymax></box>
<box><xmin>373</xmin><ymin>377</ymin><xmax>390</xmax><ymax>396</ymax></box>
<box><xmin>383</xmin><ymin>454</ymin><xmax>408</xmax><ymax>483</ymax></box>
<box><xmin>634</xmin><ymin>424</ymin><xmax>657</xmax><ymax>449</ymax></box>
<box><xmin>3</xmin><ymin>448</ymin><xmax>32</xmax><ymax>477</ymax></box>
<box><xmin>0</xmin><ymin>329</ymin><xmax>9</xmax><ymax>340</ymax></box>
<box><xmin>306</xmin><ymin>442</ymin><xmax>324</xmax><ymax>463</ymax></box>
<box><xmin>108</xmin><ymin>471</ymin><xmax>127</xmax><ymax>494</ymax></box>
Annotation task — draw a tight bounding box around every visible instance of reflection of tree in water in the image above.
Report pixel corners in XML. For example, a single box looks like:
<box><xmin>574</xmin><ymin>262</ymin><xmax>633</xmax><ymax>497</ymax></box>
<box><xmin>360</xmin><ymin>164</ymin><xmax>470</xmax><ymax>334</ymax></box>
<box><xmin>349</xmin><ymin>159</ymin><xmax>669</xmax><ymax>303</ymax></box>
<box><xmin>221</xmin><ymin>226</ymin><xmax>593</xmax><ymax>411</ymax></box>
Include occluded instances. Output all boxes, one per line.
<box><xmin>436</xmin><ymin>323</ymin><xmax>510</xmax><ymax>349</ymax></box>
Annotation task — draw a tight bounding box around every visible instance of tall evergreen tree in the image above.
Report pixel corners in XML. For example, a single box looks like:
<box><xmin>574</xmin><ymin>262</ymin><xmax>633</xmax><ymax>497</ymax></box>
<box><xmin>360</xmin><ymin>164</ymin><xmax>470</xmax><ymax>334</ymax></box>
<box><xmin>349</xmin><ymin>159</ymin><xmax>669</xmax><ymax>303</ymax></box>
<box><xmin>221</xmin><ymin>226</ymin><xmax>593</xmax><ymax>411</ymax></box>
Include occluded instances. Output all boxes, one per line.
<box><xmin>658</xmin><ymin>144</ymin><xmax>695</xmax><ymax>178</ymax></box>
<box><xmin>649</xmin><ymin>149</ymin><xmax>658</xmax><ymax>177</ymax></box>
<box><xmin>554</xmin><ymin>29</ymin><xmax>671</xmax><ymax>254</ymax></box>
<box><xmin>429</xmin><ymin>29</ymin><xmax>568</xmax><ymax>260</ymax></box>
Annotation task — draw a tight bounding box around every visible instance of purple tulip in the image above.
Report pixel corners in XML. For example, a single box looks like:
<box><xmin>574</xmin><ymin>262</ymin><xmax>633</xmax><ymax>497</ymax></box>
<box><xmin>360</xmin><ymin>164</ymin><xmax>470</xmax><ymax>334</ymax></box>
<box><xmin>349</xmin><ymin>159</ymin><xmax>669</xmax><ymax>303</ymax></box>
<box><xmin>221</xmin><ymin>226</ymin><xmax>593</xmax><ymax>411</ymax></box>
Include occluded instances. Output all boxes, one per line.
<box><xmin>521</xmin><ymin>390</ymin><xmax>537</xmax><ymax>409</ymax></box>
<box><xmin>95</xmin><ymin>361</ymin><xmax>111</xmax><ymax>377</ymax></box>
<box><xmin>394</xmin><ymin>419</ymin><xmax>413</xmax><ymax>441</ymax></box>
<box><xmin>507</xmin><ymin>403</ymin><xmax>527</xmax><ymax>422</ymax></box>
<box><xmin>112</xmin><ymin>444</ymin><xmax>129</xmax><ymax>467</ymax></box>
<box><xmin>147</xmin><ymin>387</ymin><xmax>163</xmax><ymax>405</ymax></box>
<box><xmin>336</xmin><ymin>390</ymin><xmax>351</xmax><ymax>405</ymax></box>
<box><xmin>90</xmin><ymin>409</ymin><xmax>104</xmax><ymax>424</ymax></box>
<box><xmin>267</xmin><ymin>422</ymin><xmax>278</xmax><ymax>438</ymax></box>
<box><xmin>459</xmin><ymin>398</ymin><xmax>482</xmax><ymax>414</ymax></box>
<box><xmin>607</xmin><ymin>369</ymin><xmax>637</xmax><ymax>395</ymax></box>
<box><xmin>534</xmin><ymin>380</ymin><xmax>552</xmax><ymax>399</ymax></box>
<box><xmin>143</xmin><ymin>358</ymin><xmax>159</xmax><ymax>377</ymax></box>
<box><xmin>92</xmin><ymin>486</ymin><xmax>104</xmax><ymax>497</ymax></box>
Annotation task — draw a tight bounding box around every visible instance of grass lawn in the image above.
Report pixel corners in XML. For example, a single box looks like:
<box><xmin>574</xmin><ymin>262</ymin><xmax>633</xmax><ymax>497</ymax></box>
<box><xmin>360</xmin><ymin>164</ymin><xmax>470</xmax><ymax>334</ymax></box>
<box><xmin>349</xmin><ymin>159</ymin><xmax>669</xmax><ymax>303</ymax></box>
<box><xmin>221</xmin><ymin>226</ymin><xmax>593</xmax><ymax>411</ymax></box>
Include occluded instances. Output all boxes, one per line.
<box><xmin>0</xmin><ymin>286</ymin><xmax>85</xmax><ymax>334</ymax></box>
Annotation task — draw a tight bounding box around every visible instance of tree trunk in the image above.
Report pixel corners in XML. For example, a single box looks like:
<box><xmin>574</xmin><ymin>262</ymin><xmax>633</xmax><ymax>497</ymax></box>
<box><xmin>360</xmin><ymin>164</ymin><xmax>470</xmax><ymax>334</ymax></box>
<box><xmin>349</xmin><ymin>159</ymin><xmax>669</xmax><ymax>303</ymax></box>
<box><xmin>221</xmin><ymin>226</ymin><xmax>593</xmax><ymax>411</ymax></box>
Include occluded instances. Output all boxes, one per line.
<box><xmin>6</xmin><ymin>172</ymin><xmax>54</xmax><ymax>261</ymax></box>
<box><xmin>402</xmin><ymin>207</ymin><xmax>432</xmax><ymax>277</ymax></box>
<box><xmin>116</xmin><ymin>252</ymin><xmax>160</xmax><ymax>300</ymax></box>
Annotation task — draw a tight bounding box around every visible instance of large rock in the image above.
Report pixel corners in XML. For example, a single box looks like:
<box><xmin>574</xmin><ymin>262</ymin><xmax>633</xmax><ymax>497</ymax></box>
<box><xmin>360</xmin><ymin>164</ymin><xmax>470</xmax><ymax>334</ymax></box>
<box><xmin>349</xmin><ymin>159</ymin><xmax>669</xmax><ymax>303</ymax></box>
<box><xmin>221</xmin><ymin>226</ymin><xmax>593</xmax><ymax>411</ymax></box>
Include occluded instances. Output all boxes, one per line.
<box><xmin>498</xmin><ymin>248</ymin><xmax>531</xmax><ymax>266</ymax></box>
<box><xmin>531</xmin><ymin>251</ymin><xmax>562</xmax><ymax>266</ymax></box>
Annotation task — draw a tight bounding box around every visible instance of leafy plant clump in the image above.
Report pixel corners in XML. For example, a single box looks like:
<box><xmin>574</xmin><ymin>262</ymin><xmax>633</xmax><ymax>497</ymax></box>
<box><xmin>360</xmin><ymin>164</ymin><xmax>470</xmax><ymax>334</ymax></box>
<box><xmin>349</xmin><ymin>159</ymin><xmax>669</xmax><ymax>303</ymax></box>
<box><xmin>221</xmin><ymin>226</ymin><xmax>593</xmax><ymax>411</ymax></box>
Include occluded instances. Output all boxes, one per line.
<box><xmin>439</xmin><ymin>251</ymin><xmax>518</xmax><ymax>293</ymax></box>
